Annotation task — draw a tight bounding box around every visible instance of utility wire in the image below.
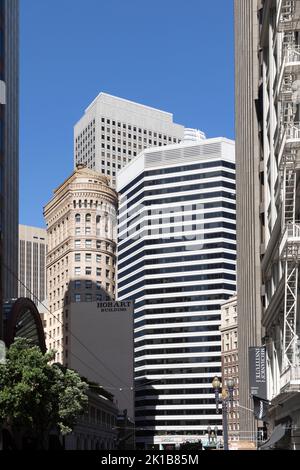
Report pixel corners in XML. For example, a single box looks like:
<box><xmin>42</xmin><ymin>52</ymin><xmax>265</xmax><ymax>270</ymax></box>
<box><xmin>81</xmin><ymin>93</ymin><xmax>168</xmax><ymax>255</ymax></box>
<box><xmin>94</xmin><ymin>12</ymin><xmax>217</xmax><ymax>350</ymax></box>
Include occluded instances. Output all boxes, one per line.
<box><xmin>3</xmin><ymin>262</ymin><xmax>134</xmax><ymax>400</ymax></box>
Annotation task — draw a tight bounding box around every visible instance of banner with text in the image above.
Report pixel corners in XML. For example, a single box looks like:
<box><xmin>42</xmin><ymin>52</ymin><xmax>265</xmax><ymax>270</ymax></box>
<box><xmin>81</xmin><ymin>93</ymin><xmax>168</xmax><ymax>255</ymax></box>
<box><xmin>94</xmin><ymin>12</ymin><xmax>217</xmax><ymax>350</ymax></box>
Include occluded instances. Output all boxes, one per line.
<box><xmin>249</xmin><ymin>346</ymin><xmax>267</xmax><ymax>400</ymax></box>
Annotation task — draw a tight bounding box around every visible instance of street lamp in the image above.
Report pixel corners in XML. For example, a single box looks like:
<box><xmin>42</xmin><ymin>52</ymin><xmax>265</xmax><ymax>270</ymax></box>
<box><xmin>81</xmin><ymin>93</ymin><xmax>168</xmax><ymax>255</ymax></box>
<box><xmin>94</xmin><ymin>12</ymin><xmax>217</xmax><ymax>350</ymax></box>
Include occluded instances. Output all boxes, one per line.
<box><xmin>211</xmin><ymin>376</ymin><xmax>235</xmax><ymax>451</ymax></box>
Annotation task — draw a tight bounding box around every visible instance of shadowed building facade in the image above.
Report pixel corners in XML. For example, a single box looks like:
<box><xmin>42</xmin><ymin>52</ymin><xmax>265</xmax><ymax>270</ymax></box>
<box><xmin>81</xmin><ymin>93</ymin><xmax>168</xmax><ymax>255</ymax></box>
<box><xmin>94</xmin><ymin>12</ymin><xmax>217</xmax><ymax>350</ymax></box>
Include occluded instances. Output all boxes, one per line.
<box><xmin>234</xmin><ymin>0</ymin><xmax>262</xmax><ymax>441</ymax></box>
<box><xmin>0</xmin><ymin>0</ymin><xmax>19</xmax><ymax>341</ymax></box>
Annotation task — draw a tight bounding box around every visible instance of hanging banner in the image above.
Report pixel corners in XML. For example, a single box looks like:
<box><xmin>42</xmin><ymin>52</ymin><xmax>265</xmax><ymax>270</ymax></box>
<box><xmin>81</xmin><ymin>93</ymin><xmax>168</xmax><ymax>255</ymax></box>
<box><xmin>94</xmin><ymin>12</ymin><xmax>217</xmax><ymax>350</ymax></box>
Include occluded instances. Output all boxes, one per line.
<box><xmin>252</xmin><ymin>395</ymin><xmax>270</xmax><ymax>421</ymax></box>
<box><xmin>249</xmin><ymin>346</ymin><xmax>267</xmax><ymax>400</ymax></box>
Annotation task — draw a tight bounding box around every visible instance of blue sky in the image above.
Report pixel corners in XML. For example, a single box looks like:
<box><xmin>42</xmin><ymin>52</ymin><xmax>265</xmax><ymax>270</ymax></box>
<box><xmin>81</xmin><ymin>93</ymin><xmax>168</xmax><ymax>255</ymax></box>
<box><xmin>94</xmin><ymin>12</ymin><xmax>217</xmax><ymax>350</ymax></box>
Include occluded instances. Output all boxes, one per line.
<box><xmin>20</xmin><ymin>0</ymin><xmax>234</xmax><ymax>228</ymax></box>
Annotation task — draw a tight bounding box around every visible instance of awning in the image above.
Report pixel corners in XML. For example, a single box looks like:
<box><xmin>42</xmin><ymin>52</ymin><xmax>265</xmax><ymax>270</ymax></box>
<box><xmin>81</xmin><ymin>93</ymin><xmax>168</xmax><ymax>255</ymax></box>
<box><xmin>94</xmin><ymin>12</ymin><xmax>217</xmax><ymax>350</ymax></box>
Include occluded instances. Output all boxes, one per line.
<box><xmin>259</xmin><ymin>424</ymin><xmax>287</xmax><ymax>450</ymax></box>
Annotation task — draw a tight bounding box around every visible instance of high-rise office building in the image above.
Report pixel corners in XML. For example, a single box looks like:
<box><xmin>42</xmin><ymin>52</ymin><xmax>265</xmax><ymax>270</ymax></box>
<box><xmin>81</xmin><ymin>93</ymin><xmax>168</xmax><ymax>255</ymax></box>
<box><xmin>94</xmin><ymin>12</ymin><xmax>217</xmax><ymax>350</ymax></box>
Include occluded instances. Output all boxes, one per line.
<box><xmin>0</xmin><ymin>0</ymin><xmax>19</xmax><ymax>316</ymax></box>
<box><xmin>74</xmin><ymin>93</ymin><xmax>184</xmax><ymax>188</ymax></box>
<box><xmin>234</xmin><ymin>0</ymin><xmax>262</xmax><ymax>440</ymax></box>
<box><xmin>235</xmin><ymin>0</ymin><xmax>300</xmax><ymax>449</ymax></box>
<box><xmin>117</xmin><ymin>139</ymin><xmax>236</xmax><ymax>449</ymax></box>
<box><xmin>18</xmin><ymin>225</ymin><xmax>47</xmax><ymax>304</ymax></box>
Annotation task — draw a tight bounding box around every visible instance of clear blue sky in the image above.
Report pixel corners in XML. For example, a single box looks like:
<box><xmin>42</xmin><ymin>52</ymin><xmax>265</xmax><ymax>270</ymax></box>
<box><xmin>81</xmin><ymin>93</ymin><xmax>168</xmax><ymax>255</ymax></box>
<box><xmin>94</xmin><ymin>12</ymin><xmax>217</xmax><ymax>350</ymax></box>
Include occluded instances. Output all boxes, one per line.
<box><xmin>20</xmin><ymin>0</ymin><xmax>234</xmax><ymax>228</ymax></box>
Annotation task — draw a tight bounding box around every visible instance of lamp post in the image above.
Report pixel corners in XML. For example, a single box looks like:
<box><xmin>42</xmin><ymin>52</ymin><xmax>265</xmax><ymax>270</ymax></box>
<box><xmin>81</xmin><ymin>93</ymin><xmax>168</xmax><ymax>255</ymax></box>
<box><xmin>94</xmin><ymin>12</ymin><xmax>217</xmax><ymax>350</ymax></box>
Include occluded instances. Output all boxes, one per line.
<box><xmin>211</xmin><ymin>376</ymin><xmax>235</xmax><ymax>451</ymax></box>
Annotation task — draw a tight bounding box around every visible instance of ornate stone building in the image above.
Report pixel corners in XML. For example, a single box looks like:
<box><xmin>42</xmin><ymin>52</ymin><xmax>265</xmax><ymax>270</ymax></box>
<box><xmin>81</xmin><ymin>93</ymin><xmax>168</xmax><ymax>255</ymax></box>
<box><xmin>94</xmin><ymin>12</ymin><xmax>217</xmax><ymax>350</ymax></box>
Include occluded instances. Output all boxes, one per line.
<box><xmin>43</xmin><ymin>165</ymin><xmax>118</xmax><ymax>365</ymax></box>
<box><xmin>220</xmin><ymin>295</ymin><xmax>240</xmax><ymax>442</ymax></box>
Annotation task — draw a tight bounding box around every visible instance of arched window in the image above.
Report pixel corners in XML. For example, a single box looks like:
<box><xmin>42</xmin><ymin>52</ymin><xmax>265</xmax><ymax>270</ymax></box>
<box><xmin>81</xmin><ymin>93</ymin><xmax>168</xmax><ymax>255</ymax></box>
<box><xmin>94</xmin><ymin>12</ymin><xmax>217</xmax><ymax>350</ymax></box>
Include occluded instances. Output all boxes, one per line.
<box><xmin>75</xmin><ymin>214</ymin><xmax>81</xmax><ymax>223</ymax></box>
<box><xmin>85</xmin><ymin>213</ymin><xmax>91</xmax><ymax>223</ymax></box>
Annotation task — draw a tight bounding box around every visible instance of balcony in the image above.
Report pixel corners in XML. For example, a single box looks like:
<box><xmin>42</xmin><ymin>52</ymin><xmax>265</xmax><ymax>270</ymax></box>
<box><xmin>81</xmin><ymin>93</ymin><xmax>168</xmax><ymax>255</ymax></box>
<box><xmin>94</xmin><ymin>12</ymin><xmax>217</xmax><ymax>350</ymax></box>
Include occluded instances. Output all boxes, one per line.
<box><xmin>279</xmin><ymin>222</ymin><xmax>300</xmax><ymax>258</ymax></box>
<box><xmin>282</xmin><ymin>123</ymin><xmax>300</xmax><ymax>150</ymax></box>
<box><xmin>277</xmin><ymin>0</ymin><xmax>300</xmax><ymax>32</ymax></box>
<box><xmin>279</xmin><ymin>46</ymin><xmax>300</xmax><ymax>89</ymax></box>
<box><xmin>280</xmin><ymin>365</ymin><xmax>300</xmax><ymax>392</ymax></box>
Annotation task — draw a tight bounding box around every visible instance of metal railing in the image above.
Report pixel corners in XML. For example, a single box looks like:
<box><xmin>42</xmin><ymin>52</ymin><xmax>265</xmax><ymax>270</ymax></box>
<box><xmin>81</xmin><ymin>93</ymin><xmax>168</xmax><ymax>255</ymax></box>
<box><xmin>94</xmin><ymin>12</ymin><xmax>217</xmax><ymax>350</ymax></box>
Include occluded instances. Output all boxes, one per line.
<box><xmin>280</xmin><ymin>364</ymin><xmax>300</xmax><ymax>391</ymax></box>
<box><xmin>285</xmin><ymin>122</ymin><xmax>300</xmax><ymax>141</ymax></box>
<box><xmin>287</xmin><ymin>222</ymin><xmax>300</xmax><ymax>238</ymax></box>
<box><xmin>283</xmin><ymin>44</ymin><xmax>300</xmax><ymax>63</ymax></box>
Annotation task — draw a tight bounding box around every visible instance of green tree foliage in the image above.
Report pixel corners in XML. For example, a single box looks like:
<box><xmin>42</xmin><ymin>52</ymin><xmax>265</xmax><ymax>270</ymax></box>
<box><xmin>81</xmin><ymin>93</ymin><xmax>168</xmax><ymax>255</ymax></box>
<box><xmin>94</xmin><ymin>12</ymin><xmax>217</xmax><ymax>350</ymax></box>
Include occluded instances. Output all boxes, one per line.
<box><xmin>0</xmin><ymin>338</ymin><xmax>88</xmax><ymax>449</ymax></box>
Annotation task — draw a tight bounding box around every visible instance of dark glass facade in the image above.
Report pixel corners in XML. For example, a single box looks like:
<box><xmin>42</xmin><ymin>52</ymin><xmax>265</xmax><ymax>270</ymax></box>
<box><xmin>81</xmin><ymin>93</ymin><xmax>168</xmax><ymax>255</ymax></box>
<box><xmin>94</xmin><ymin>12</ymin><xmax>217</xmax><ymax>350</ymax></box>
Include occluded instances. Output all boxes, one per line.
<box><xmin>0</xmin><ymin>0</ymin><xmax>19</xmax><ymax>322</ymax></box>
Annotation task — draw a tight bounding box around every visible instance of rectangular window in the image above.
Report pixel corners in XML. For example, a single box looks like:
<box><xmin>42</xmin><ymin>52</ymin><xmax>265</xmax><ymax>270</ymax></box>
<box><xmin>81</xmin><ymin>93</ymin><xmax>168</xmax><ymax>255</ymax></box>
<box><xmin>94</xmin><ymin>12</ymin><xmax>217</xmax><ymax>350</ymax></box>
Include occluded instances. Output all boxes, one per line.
<box><xmin>85</xmin><ymin>267</ymin><xmax>92</xmax><ymax>275</ymax></box>
<box><xmin>85</xmin><ymin>240</ymin><xmax>92</xmax><ymax>248</ymax></box>
<box><xmin>75</xmin><ymin>280</ymin><xmax>81</xmax><ymax>290</ymax></box>
<box><xmin>96</xmin><ymin>254</ymin><xmax>101</xmax><ymax>263</ymax></box>
<box><xmin>75</xmin><ymin>227</ymin><xmax>81</xmax><ymax>235</ymax></box>
<box><xmin>75</xmin><ymin>294</ymin><xmax>81</xmax><ymax>303</ymax></box>
<box><xmin>85</xmin><ymin>227</ymin><xmax>91</xmax><ymax>235</ymax></box>
<box><xmin>96</xmin><ymin>281</ymin><xmax>101</xmax><ymax>290</ymax></box>
<box><xmin>75</xmin><ymin>240</ymin><xmax>81</xmax><ymax>247</ymax></box>
<box><xmin>85</xmin><ymin>280</ymin><xmax>92</xmax><ymax>289</ymax></box>
<box><xmin>85</xmin><ymin>294</ymin><xmax>92</xmax><ymax>302</ymax></box>
<box><xmin>85</xmin><ymin>253</ymin><xmax>92</xmax><ymax>262</ymax></box>
<box><xmin>75</xmin><ymin>267</ymin><xmax>81</xmax><ymax>276</ymax></box>
<box><xmin>96</xmin><ymin>268</ymin><xmax>101</xmax><ymax>276</ymax></box>
<box><xmin>75</xmin><ymin>253</ymin><xmax>81</xmax><ymax>262</ymax></box>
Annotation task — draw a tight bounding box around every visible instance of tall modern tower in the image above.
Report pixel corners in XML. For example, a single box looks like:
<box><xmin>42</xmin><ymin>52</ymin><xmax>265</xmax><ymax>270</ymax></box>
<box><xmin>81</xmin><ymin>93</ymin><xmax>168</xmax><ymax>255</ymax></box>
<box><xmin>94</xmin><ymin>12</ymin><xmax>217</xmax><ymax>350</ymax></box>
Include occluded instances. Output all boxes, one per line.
<box><xmin>235</xmin><ymin>0</ymin><xmax>300</xmax><ymax>449</ymax></box>
<box><xmin>74</xmin><ymin>93</ymin><xmax>184</xmax><ymax>188</ymax></box>
<box><xmin>18</xmin><ymin>225</ymin><xmax>47</xmax><ymax>304</ymax></box>
<box><xmin>117</xmin><ymin>139</ymin><xmax>236</xmax><ymax>449</ymax></box>
<box><xmin>0</xmin><ymin>0</ymin><xmax>19</xmax><ymax>339</ymax></box>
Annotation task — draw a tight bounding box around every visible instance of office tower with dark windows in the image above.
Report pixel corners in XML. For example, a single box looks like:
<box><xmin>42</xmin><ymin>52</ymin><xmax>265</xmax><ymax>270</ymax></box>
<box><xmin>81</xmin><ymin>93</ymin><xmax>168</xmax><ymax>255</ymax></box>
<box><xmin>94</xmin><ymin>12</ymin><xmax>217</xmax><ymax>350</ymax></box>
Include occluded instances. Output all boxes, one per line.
<box><xmin>18</xmin><ymin>225</ymin><xmax>47</xmax><ymax>305</ymax></box>
<box><xmin>74</xmin><ymin>93</ymin><xmax>184</xmax><ymax>188</ymax></box>
<box><xmin>117</xmin><ymin>139</ymin><xmax>236</xmax><ymax>449</ymax></box>
<box><xmin>0</xmin><ymin>0</ymin><xmax>19</xmax><ymax>310</ymax></box>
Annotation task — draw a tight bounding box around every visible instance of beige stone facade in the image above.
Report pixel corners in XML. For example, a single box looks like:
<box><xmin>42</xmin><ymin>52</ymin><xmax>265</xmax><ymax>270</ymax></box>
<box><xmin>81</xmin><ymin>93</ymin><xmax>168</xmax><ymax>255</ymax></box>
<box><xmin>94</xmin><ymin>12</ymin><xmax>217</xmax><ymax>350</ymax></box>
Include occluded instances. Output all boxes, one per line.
<box><xmin>43</xmin><ymin>166</ymin><xmax>118</xmax><ymax>364</ymax></box>
<box><xmin>220</xmin><ymin>295</ymin><xmax>240</xmax><ymax>441</ymax></box>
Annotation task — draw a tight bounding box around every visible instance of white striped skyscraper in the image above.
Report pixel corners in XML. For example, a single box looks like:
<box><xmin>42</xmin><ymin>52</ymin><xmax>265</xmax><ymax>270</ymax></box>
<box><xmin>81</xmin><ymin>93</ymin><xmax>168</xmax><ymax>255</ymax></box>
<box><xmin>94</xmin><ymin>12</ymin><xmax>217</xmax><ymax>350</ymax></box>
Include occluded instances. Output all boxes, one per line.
<box><xmin>117</xmin><ymin>138</ymin><xmax>236</xmax><ymax>449</ymax></box>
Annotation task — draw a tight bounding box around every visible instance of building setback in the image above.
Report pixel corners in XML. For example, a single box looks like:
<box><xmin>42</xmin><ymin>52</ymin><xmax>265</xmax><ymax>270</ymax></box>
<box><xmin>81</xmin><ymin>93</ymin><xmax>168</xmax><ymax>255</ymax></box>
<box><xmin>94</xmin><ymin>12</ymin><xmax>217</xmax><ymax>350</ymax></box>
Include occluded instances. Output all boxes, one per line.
<box><xmin>18</xmin><ymin>225</ymin><xmax>47</xmax><ymax>304</ymax></box>
<box><xmin>117</xmin><ymin>139</ymin><xmax>236</xmax><ymax>449</ymax></box>
<box><xmin>74</xmin><ymin>93</ymin><xmax>184</xmax><ymax>188</ymax></box>
<box><xmin>0</xmin><ymin>0</ymin><xmax>19</xmax><ymax>309</ymax></box>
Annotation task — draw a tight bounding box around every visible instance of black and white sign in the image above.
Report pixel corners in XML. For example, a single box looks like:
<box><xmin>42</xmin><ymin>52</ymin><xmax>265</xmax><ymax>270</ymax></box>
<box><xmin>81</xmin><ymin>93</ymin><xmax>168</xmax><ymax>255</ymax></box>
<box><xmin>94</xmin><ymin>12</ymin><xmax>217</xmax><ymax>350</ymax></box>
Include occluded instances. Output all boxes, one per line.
<box><xmin>249</xmin><ymin>346</ymin><xmax>267</xmax><ymax>400</ymax></box>
<box><xmin>97</xmin><ymin>300</ymin><xmax>133</xmax><ymax>313</ymax></box>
